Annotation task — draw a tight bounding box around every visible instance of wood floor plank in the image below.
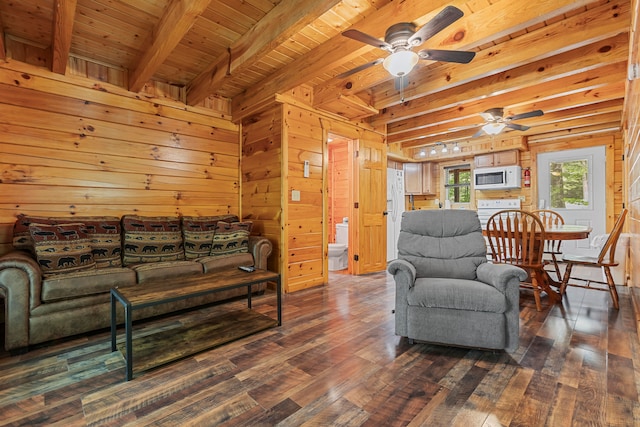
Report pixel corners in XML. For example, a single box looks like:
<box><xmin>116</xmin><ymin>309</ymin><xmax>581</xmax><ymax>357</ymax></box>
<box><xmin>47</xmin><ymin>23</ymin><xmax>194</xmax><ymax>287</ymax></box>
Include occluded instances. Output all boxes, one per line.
<box><xmin>0</xmin><ymin>272</ymin><xmax>638</xmax><ymax>426</ymax></box>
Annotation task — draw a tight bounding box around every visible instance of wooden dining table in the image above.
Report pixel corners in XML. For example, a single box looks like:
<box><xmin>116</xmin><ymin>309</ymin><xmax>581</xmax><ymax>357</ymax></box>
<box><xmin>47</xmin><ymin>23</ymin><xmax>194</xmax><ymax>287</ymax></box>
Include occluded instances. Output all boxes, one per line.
<box><xmin>483</xmin><ymin>224</ymin><xmax>592</xmax><ymax>304</ymax></box>
<box><xmin>538</xmin><ymin>224</ymin><xmax>592</xmax><ymax>288</ymax></box>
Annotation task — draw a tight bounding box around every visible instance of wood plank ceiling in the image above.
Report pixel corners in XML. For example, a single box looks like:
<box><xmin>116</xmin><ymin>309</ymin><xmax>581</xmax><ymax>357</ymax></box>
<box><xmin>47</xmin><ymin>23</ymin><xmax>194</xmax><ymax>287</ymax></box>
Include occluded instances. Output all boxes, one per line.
<box><xmin>0</xmin><ymin>0</ymin><xmax>631</xmax><ymax>154</ymax></box>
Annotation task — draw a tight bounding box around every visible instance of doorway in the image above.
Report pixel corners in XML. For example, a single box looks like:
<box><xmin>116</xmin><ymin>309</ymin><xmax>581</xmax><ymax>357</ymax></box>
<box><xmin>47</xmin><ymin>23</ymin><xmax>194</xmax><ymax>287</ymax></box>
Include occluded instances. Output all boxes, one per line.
<box><xmin>537</xmin><ymin>146</ymin><xmax>606</xmax><ymax>255</ymax></box>
<box><xmin>328</xmin><ymin>134</ymin><xmax>354</xmax><ymax>274</ymax></box>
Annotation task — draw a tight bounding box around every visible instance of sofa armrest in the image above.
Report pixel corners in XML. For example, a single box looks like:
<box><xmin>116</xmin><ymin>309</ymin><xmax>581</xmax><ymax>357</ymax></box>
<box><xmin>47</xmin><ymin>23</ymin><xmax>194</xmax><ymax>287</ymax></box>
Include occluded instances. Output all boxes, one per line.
<box><xmin>0</xmin><ymin>251</ymin><xmax>43</xmax><ymax>350</ymax></box>
<box><xmin>476</xmin><ymin>262</ymin><xmax>527</xmax><ymax>293</ymax></box>
<box><xmin>248</xmin><ymin>236</ymin><xmax>272</xmax><ymax>270</ymax></box>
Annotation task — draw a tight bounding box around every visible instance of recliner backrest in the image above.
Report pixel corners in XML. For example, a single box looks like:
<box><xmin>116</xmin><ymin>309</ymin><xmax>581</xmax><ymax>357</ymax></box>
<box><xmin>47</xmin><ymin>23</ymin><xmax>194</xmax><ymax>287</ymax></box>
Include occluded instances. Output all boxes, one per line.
<box><xmin>398</xmin><ymin>210</ymin><xmax>487</xmax><ymax>280</ymax></box>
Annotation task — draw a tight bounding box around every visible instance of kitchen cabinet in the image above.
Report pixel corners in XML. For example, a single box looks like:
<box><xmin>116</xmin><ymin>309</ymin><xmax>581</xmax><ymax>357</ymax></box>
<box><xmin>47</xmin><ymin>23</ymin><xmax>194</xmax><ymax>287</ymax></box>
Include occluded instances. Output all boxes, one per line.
<box><xmin>403</xmin><ymin>162</ymin><xmax>437</xmax><ymax>195</ymax></box>
<box><xmin>474</xmin><ymin>150</ymin><xmax>520</xmax><ymax>168</ymax></box>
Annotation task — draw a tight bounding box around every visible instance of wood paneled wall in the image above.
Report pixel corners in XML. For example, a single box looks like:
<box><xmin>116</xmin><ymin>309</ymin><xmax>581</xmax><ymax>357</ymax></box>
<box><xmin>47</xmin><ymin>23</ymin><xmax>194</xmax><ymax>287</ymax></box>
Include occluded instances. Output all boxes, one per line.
<box><xmin>283</xmin><ymin>104</ymin><xmax>326</xmax><ymax>292</ymax></box>
<box><xmin>241</xmin><ymin>105</ymin><xmax>283</xmax><ymax>275</ymax></box>
<box><xmin>0</xmin><ymin>59</ymin><xmax>240</xmax><ymax>256</ymax></box>
<box><xmin>624</xmin><ymin>0</ymin><xmax>639</xmax><ymax>294</ymax></box>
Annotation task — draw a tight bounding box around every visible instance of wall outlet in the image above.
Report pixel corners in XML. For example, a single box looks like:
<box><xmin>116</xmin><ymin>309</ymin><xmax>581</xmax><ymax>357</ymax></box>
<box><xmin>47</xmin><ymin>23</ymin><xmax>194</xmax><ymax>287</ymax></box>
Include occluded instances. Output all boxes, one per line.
<box><xmin>518</xmin><ymin>195</ymin><xmax>525</xmax><ymax>201</ymax></box>
<box><xmin>292</xmin><ymin>190</ymin><xmax>301</xmax><ymax>201</ymax></box>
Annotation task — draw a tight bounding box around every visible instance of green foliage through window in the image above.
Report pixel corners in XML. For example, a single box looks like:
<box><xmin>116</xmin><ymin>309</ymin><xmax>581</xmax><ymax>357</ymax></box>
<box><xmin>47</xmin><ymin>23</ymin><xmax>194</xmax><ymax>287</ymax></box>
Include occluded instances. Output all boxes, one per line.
<box><xmin>445</xmin><ymin>165</ymin><xmax>471</xmax><ymax>203</ymax></box>
<box><xmin>549</xmin><ymin>159</ymin><xmax>589</xmax><ymax>209</ymax></box>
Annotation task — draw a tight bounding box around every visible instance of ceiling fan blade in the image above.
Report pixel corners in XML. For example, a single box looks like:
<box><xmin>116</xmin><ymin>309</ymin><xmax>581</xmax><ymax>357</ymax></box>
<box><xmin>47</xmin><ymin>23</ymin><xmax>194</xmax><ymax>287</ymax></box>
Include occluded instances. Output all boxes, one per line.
<box><xmin>506</xmin><ymin>110</ymin><xmax>544</xmax><ymax>121</ymax></box>
<box><xmin>480</xmin><ymin>108</ymin><xmax>503</xmax><ymax>121</ymax></box>
<box><xmin>473</xmin><ymin>129</ymin><xmax>486</xmax><ymax>138</ymax></box>
<box><xmin>336</xmin><ymin>58</ymin><xmax>384</xmax><ymax>79</ymax></box>
<box><xmin>418</xmin><ymin>49</ymin><xmax>475</xmax><ymax>64</ymax></box>
<box><xmin>408</xmin><ymin>6</ymin><xmax>464</xmax><ymax>46</ymax></box>
<box><xmin>506</xmin><ymin>123</ymin><xmax>530</xmax><ymax>131</ymax></box>
<box><xmin>342</xmin><ymin>29</ymin><xmax>392</xmax><ymax>51</ymax></box>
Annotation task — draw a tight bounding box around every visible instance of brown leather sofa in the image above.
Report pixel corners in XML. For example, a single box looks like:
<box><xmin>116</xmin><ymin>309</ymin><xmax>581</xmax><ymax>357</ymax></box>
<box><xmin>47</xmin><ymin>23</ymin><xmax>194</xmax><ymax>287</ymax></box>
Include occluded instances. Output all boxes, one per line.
<box><xmin>0</xmin><ymin>214</ymin><xmax>273</xmax><ymax>352</ymax></box>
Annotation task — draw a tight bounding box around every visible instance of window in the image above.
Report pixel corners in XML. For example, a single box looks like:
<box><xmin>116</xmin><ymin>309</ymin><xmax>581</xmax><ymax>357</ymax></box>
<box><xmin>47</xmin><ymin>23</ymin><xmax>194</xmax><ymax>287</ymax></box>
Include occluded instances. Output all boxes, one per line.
<box><xmin>549</xmin><ymin>159</ymin><xmax>589</xmax><ymax>209</ymax></box>
<box><xmin>445</xmin><ymin>165</ymin><xmax>471</xmax><ymax>203</ymax></box>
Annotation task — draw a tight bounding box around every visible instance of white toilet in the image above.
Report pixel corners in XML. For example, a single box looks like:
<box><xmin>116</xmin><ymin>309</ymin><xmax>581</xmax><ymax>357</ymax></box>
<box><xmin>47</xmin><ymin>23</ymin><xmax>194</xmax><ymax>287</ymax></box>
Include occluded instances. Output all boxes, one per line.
<box><xmin>328</xmin><ymin>221</ymin><xmax>348</xmax><ymax>271</ymax></box>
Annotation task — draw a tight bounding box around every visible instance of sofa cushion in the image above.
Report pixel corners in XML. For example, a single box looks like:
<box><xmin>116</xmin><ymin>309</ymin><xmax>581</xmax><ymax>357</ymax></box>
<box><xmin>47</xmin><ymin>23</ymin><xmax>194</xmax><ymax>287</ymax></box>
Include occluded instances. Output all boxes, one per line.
<box><xmin>41</xmin><ymin>267</ymin><xmax>136</xmax><ymax>302</ymax></box>
<box><xmin>72</xmin><ymin>216</ymin><xmax>122</xmax><ymax>268</ymax></box>
<box><xmin>408</xmin><ymin>277</ymin><xmax>508</xmax><ymax>313</ymax></box>
<box><xmin>29</xmin><ymin>223</ymin><xmax>97</xmax><ymax>277</ymax></box>
<box><xmin>129</xmin><ymin>260</ymin><xmax>203</xmax><ymax>283</ymax></box>
<box><xmin>13</xmin><ymin>214</ymin><xmax>59</xmax><ymax>253</ymax></box>
<box><xmin>209</xmin><ymin>221</ymin><xmax>253</xmax><ymax>257</ymax></box>
<box><xmin>182</xmin><ymin>215</ymin><xmax>238</xmax><ymax>260</ymax></box>
<box><xmin>122</xmin><ymin>215</ymin><xmax>184</xmax><ymax>266</ymax></box>
<box><xmin>197</xmin><ymin>252</ymin><xmax>254</xmax><ymax>273</ymax></box>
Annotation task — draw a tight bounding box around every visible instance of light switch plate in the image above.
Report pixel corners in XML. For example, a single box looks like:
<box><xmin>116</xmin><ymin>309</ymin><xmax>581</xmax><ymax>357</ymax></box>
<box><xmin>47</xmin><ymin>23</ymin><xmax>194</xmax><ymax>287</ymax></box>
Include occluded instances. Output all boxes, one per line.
<box><xmin>303</xmin><ymin>160</ymin><xmax>310</xmax><ymax>178</ymax></box>
<box><xmin>292</xmin><ymin>190</ymin><xmax>301</xmax><ymax>201</ymax></box>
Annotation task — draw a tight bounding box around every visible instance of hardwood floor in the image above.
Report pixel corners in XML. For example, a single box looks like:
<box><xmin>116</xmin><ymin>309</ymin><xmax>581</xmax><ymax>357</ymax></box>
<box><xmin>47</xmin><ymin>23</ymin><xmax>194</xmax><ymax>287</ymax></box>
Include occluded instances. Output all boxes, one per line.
<box><xmin>0</xmin><ymin>270</ymin><xmax>638</xmax><ymax>426</ymax></box>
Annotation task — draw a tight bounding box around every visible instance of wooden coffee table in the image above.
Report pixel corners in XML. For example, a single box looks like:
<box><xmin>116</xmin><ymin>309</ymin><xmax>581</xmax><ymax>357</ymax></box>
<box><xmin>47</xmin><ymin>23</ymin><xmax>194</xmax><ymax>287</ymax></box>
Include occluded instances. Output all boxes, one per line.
<box><xmin>110</xmin><ymin>267</ymin><xmax>281</xmax><ymax>381</ymax></box>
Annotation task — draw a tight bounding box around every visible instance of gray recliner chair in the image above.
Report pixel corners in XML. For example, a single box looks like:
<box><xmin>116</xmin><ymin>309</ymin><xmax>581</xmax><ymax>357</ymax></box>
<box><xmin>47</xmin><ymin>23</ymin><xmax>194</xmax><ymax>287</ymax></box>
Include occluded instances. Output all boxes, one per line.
<box><xmin>388</xmin><ymin>210</ymin><xmax>527</xmax><ymax>352</ymax></box>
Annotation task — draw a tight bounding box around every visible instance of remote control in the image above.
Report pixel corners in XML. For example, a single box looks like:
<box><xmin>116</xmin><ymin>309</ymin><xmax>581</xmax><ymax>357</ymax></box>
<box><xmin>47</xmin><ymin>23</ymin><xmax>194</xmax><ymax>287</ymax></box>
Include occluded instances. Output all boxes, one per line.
<box><xmin>238</xmin><ymin>266</ymin><xmax>255</xmax><ymax>272</ymax></box>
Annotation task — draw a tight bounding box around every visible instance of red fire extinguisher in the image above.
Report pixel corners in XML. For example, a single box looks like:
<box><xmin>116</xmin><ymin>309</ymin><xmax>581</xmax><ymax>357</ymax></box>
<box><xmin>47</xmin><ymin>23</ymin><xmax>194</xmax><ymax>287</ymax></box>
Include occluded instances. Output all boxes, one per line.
<box><xmin>523</xmin><ymin>168</ymin><xmax>531</xmax><ymax>187</ymax></box>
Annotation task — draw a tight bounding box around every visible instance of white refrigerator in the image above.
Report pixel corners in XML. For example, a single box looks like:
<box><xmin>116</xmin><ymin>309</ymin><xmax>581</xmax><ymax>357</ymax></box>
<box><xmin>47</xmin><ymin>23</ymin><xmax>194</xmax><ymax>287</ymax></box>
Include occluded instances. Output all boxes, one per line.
<box><xmin>387</xmin><ymin>168</ymin><xmax>405</xmax><ymax>262</ymax></box>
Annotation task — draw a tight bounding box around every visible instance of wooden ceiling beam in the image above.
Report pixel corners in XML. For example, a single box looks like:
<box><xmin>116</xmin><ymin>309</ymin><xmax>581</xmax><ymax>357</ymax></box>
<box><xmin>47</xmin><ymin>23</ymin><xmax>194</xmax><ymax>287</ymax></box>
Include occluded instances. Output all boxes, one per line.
<box><xmin>397</xmin><ymin>99</ymin><xmax>624</xmax><ymax>148</ymax></box>
<box><xmin>371</xmin><ymin>33</ymin><xmax>629</xmax><ymax>128</ymax></box>
<box><xmin>371</xmin><ymin>0</ymin><xmax>629</xmax><ymax>111</ymax></box>
<box><xmin>400</xmin><ymin>109</ymin><xmax>622</xmax><ymax>149</ymax></box>
<box><xmin>313</xmin><ymin>0</ymin><xmax>590</xmax><ymax>109</ymax></box>
<box><xmin>527</xmin><ymin>122</ymin><xmax>623</xmax><ymax>142</ymax></box>
<box><xmin>129</xmin><ymin>0</ymin><xmax>212</xmax><ymax>93</ymax></box>
<box><xmin>232</xmin><ymin>0</ymin><xmax>457</xmax><ymax>119</ymax></box>
<box><xmin>51</xmin><ymin>0</ymin><xmax>77</xmax><ymax>75</ymax></box>
<box><xmin>187</xmin><ymin>0</ymin><xmax>341</xmax><ymax>106</ymax></box>
<box><xmin>387</xmin><ymin>62</ymin><xmax>627</xmax><ymax>143</ymax></box>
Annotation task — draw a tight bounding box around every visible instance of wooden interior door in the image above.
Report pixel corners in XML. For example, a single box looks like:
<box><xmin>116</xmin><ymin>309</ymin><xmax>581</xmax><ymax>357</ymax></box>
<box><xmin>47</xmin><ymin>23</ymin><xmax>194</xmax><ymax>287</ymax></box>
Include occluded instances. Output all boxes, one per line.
<box><xmin>353</xmin><ymin>137</ymin><xmax>387</xmax><ymax>274</ymax></box>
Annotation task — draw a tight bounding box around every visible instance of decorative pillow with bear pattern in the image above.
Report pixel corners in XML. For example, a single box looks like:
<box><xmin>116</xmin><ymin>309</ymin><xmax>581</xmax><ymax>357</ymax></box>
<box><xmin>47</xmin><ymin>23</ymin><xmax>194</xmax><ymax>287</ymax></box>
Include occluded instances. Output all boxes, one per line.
<box><xmin>29</xmin><ymin>223</ymin><xmax>96</xmax><ymax>277</ymax></box>
<box><xmin>122</xmin><ymin>216</ymin><xmax>184</xmax><ymax>266</ymax></box>
<box><xmin>209</xmin><ymin>221</ymin><xmax>253</xmax><ymax>257</ymax></box>
<box><xmin>181</xmin><ymin>214</ymin><xmax>238</xmax><ymax>260</ymax></box>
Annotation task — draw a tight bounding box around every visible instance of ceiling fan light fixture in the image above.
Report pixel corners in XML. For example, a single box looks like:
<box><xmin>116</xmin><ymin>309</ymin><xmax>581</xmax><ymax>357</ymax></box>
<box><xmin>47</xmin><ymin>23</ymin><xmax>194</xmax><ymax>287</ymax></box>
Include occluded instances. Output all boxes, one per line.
<box><xmin>383</xmin><ymin>50</ymin><xmax>419</xmax><ymax>77</ymax></box>
<box><xmin>482</xmin><ymin>122</ymin><xmax>507</xmax><ymax>135</ymax></box>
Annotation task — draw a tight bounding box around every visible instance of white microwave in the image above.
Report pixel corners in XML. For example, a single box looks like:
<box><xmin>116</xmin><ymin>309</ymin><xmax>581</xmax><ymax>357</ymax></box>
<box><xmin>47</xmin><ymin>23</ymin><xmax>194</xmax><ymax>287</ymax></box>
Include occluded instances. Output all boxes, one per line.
<box><xmin>473</xmin><ymin>165</ymin><xmax>522</xmax><ymax>190</ymax></box>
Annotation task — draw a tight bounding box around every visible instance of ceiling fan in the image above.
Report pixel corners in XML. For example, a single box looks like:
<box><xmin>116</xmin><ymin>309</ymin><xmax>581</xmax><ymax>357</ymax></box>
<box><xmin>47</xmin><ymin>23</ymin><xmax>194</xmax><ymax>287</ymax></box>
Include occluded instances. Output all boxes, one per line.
<box><xmin>337</xmin><ymin>6</ymin><xmax>476</xmax><ymax>80</ymax></box>
<box><xmin>474</xmin><ymin>108</ymin><xmax>544</xmax><ymax>137</ymax></box>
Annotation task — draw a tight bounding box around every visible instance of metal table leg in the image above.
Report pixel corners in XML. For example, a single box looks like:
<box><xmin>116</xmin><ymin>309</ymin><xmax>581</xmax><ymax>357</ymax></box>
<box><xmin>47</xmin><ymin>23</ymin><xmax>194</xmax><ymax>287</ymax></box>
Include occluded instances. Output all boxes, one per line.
<box><xmin>125</xmin><ymin>303</ymin><xmax>133</xmax><ymax>381</ymax></box>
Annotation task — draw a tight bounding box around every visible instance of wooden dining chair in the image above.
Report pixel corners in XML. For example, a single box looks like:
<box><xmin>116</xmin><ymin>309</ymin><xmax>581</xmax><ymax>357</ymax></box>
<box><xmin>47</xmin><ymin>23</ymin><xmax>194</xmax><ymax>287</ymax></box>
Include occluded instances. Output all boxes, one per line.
<box><xmin>486</xmin><ymin>210</ymin><xmax>547</xmax><ymax>311</ymax></box>
<box><xmin>559</xmin><ymin>209</ymin><xmax>628</xmax><ymax>309</ymax></box>
<box><xmin>532</xmin><ymin>209</ymin><xmax>565</xmax><ymax>282</ymax></box>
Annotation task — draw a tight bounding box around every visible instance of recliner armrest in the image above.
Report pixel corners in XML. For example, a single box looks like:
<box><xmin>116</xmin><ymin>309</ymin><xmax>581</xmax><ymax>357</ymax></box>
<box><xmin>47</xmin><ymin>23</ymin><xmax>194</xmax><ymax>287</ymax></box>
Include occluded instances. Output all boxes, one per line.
<box><xmin>476</xmin><ymin>262</ymin><xmax>527</xmax><ymax>293</ymax></box>
<box><xmin>387</xmin><ymin>259</ymin><xmax>416</xmax><ymax>287</ymax></box>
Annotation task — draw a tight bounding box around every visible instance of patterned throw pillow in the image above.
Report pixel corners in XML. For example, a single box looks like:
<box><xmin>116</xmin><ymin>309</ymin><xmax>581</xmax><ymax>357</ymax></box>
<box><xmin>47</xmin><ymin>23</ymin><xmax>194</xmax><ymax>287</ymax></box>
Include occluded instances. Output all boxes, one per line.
<box><xmin>73</xmin><ymin>217</ymin><xmax>122</xmax><ymax>268</ymax></box>
<box><xmin>122</xmin><ymin>216</ymin><xmax>184</xmax><ymax>266</ymax></box>
<box><xmin>13</xmin><ymin>214</ymin><xmax>58</xmax><ymax>253</ymax></box>
<box><xmin>182</xmin><ymin>215</ymin><xmax>238</xmax><ymax>260</ymax></box>
<box><xmin>29</xmin><ymin>223</ymin><xmax>96</xmax><ymax>277</ymax></box>
<box><xmin>209</xmin><ymin>221</ymin><xmax>253</xmax><ymax>257</ymax></box>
